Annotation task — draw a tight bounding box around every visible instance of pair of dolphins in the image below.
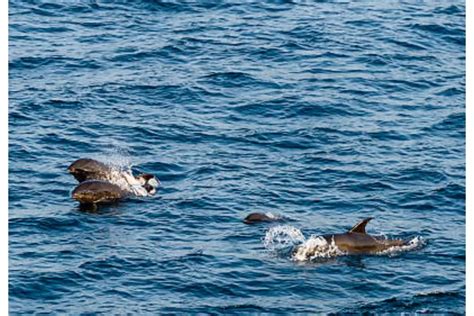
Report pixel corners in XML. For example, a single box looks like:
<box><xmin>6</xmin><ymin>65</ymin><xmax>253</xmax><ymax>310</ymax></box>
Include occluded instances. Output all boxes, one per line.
<box><xmin>244</xmin><ymin>213</ymin><xmax>408</xmax><ymax>255</ymax></box>
<box><xmin>68</xmin><ymin>158</ymin><xmax>160</xmax><ymax>206</ymax></box>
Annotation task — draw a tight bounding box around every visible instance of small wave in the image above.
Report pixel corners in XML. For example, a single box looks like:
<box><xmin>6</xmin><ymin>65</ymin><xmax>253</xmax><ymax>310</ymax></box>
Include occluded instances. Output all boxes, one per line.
<box><xmin>411</xmin><ymin>23</ymin><xmax>463</xmax><ymax>37</ymax></box>
<box><xmin>433</xmin><ymin>5</ymin><xmax>464</xmax><ymax>15</ymax></box>
<box><xmin>429</xmin><ymin>112</ymin><xmax>464</xmax><ymax>132</ymax></box>
<box><xmin>386</xmin><ymin>38</ymin><xmax>427</xmax><ymax>51</ymax></box>
<box><xmin>9</xmin><ymin>56</ymin><xmax>101</xmax><ymax>71</ymax></box>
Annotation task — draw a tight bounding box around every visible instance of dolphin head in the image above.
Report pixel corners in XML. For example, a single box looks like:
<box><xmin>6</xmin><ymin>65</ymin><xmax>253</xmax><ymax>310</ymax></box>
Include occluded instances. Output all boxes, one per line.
<box><xmin>243</xmin><ymin>212</ymin><xmax>280</xmax><ymax>224</ymax></box>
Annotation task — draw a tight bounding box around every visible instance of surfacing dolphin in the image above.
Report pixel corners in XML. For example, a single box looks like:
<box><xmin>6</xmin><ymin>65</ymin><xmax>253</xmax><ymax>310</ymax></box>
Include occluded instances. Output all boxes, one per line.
<box><xmin>68</xmin><ymin>158</ymin><xmax>112</xmax><ymax>182</ymax></box>
<box><xmin>72</xmin><ymin>180</ymin><xmax>129</xmax><ymax>205</ymax></box>
<box><xmin>294</xmin><ymin>217</ymin><xmax>407</xmax><ymax>257</ymax></box>
<box><xmin>243</xmin><ymin>212</ymin><xmax>282</xmax><ymax>224</ymax></box>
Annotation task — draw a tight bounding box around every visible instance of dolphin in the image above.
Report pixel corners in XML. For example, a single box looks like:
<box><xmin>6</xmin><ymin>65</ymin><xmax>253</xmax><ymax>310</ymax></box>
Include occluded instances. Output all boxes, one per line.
<box><xmin>68</xmin><ymin>158</ymin><xmax>113</xmax><ymax>182</ymax></box>
<box><xmin>71</xmin><ymin>180</ymin><xmax>129</xmax><ymax>205</ymax></box>
<box><xmin>294</xmin><ymin>218</ymin><xmax>407</xmax><ymax>257</ymax></box>
<box><xmin>243</xmin><ymin>212</ymin><xmax>281</xmax><ymax>224</ymax></box>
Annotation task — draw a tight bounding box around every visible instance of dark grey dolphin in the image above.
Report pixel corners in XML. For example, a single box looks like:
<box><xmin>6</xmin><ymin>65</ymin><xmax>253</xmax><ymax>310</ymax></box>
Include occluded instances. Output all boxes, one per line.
<box><xmin>243</xmin><ymin>212</ymin><xmax>281</xmax><ymax>224</ymax></box>
<box><xmin>298</xmin><ymin>218</ymin><xmax>407</xmax><ymax>256</ymax></box>
<box><xmin>68</xmin><ymin>158</ymin><xmax>113</xmax><ymax>182</ymax></box>
<box><xmin>71</xmin><ymin>180</ymin><xmax>129</xmax><ymax>205</ymax></box>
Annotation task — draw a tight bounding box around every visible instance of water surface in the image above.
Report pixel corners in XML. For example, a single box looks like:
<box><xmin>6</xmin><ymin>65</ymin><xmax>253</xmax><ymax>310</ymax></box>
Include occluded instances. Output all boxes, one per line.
<box><xmin>9</xmin><ymin>0</ymin><xmax>465</xmax><ymax>314</ymax></box>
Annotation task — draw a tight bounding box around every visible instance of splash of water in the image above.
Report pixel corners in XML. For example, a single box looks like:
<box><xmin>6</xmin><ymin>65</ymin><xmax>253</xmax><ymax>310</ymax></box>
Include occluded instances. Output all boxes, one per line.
<box><xmin>376</xmin><ymin>236</ymin><xmax>426</xmax><ymax>257</ymax></box>
<box><xmin>264</xmin><ymin>212</ymin><xmax>280</xmax><ymax>220</ymax></box>
<box><xmin>292</xmin><ymin>235</ymin><xmax>346</xmax><ymax>261</ymax></box>
<box><xmin>263</xmin><ymin>225</ymin><xmax>305</xmax><ymax>253</ymax></box>
<box><xmin>101</xmin><ymin>146</ymin><xmax>133</xmax><ymax>172</ymax></box>
<box><xmin>90</xmin><ymin>148</ymin><xmax>149</xmax><ymax>197</ymax></box>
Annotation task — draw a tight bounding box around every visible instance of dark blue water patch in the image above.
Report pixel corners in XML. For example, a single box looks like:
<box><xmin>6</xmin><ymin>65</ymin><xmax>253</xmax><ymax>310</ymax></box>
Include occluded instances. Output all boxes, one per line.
<box><xmin>10</xmin><ymin>216</ymin><xmax>83</xmax><ymax>233</ymax></box>
<box><xmin>125</xmin><ymin>0</ymin><xmax>202</xmax><ymax>13</ymax></box>
<box><xmin>433</xmin><ymin>4</ymin><xmax>464</xmax><ymax>16</ymax></box>
<box><xmin>107</xmin><ymin>45</ymin><xmax>187</xmax><ymax>64</ymax></box>
<box><xmin>436</xmin><ymin>87</ymin><xmax>465</xmax><ymax>97</ymax></box>
<box><xmin>367</xmin><ymin>130</ymin><xmax>410</xmax><ymax>142</ymax></box>
<box><xmin>426</xmin><ymin>112</ymin><xmax>465</xmax><ymax>136</ymax></box>
<box><xmin>410</xmin><ymin>22</ymin><xmax>465</xmax><ymax>47</ymax></box>
<box><xmin>10</xmin><ymin>270</ymin><xmax>85</xmax><ymax>301</ymax></box>
<box><xmin>411</xmin><ymin>23</ymin><xmax>464</xmax><ymax>37</ymax></box>
<box><xmin>336</xmin><ymin>289</ymin><xmax>465</xmax><ymax>314</ymax></box>
<box><xmin>385</xmin><ymin>38</ymin><xmax>428</xmax><ymax>51</ymax></box>
<box><xmin>112</xmin><ymin>83</ymin><xmax>206</xmax><ymax>105</ymax></box>
<box><xmin>433</xmin><ymin>182</ymin><xmax>465</xmax><ymax>201</ymax></box>
<box><xmin>10</xmin><ymin>21</ymin><xmax>74</xmax><ymax>33</ymax></box>
<box><xmin>200</xmin><ymin>71</ymin><xmax>283</xmax><ymax>90</ymax></box>
<box><xmin>234</xmin><ymin>98</ymin><xmax>368</xmax><ymax>119</ymax></box>
<box><xmin>9</xmin><ymin>56</ymin><xmax>102</xmax><ymax>71</ymax></box>
<box><xmin>75</xmin><ymin>32</ymin><xmax>122</xmax><ymax>44</ymax></box>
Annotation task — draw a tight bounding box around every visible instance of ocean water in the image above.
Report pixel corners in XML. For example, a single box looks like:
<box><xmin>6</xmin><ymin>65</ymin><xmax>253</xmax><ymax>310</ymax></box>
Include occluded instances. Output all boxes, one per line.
<box><xmin>9</xmin><ymin>0</ymin><xmax>465</xmax><ymax>314</ymax></box>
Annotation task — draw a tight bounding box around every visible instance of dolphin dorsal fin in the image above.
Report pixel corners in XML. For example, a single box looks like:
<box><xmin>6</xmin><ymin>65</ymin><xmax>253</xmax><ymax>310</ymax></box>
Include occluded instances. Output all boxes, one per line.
<box><xmin>349</xmin><ymin>217</ymin><xmax>374</xmax><ymax>234</ymax></box>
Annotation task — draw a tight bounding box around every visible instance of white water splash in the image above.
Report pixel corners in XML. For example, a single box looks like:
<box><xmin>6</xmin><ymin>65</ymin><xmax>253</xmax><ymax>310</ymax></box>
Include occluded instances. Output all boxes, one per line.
<box><xmin>263</xmin><ymin>225</ymin><xmax>305</xmax><ymax>253</ymax></box>
<box><xmin>263</xmin><ymin>225</ymin><xmax>344</xmax><ymax>260</ymax></box>
<box><xmin>292</xmin><ymin>235</ymin><xmax>346</xmax><ymax>261</ymax></box>
<box><xmin>264</xmin><ymin>212</ymin><xmax>284</xmax><ymax>221</ymax></box>
<box><xmin>102</xmin><ymin>146</ymin><xmax>133</xmax><ymax>172</ymax></box>
<box><xmin>91</xmin><ymin>149</ymin><xmax>151</xmax><ymax>197</ymax></box>
<box><xmin>105</xmin><ymin>169</ymin><xmax>148</xmax><ymax>197</ymax></box>
<box><xmin>376</xmin><ymin>236</ymin><xmax>426</xmax><ymax>256</ymax></box>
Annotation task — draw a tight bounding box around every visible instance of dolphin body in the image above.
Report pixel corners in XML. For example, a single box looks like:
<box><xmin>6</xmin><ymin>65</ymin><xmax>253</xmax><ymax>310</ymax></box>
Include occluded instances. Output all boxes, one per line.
<box><xmin>295</xmin><ymin>218</ymin><xmax>407</xmax><ymax>257</ymax></box>
<box><xmin>71</xmin><ymin>180</ymin><xmax>129</xmax><ymax>205</ymax></box>
<box><xmin>68</xmin><ymin>158</ymin><xmax>113</xmax><ymax>183</ymax></box>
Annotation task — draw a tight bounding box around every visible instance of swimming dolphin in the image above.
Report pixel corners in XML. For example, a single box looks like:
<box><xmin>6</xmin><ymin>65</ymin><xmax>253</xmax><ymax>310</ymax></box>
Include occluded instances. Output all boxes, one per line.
<box><xmin>243</xmin><ymin>212</ymin><xmax>282</xmax><ymax>224</ymax></box>
<box><xmin>71</xmin><ymin>180</ymin><xmax>129</xmax><ymax>205</ymax></box>
<box><xmin>294</xmin><ymin>217</ymin><xmax>407</xmax><ymax>256</ymax></box>
<box><xmin>68</xmin><ymin>158</ymin><xmax>113</xmax><ymax>182</ymax></box>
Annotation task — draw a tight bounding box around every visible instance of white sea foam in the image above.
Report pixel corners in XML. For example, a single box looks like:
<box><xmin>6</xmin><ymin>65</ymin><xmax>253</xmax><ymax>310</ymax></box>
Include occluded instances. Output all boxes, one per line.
<box><xmin>263</xmin><ymin>226</ymin><xmax>344</xmax><ymax>260</ymax></box>
<box><xmin>263</xmin><ymin>225</ymin><xmax>305</xmax><ymax>253</ymax></box>
<box><xmin>264</xmin><ymin>212</ymin><xmax>282</xmax><ymax>220</ymax></box>
<box><xmin>292</xmin><ymin>235</ymin><xmax>346</xmax><ymax>261</ymax></box>
<box><xmin>376</xmin><ymin>236</ymin><xmax>426</xmax><ymax>256</ymax></box>
<box><xmin>106</xmin><ymin>148</ymin><xmax>133</xmax><ymax>172</ymax></box>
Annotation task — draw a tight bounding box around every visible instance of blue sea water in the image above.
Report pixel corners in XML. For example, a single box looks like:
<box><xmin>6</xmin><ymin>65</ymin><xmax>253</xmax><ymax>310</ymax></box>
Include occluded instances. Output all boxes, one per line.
<box><xmin>9</xmin><ymin>0</ymin><xmax>465</xmax><ymax>314</ymax></box>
